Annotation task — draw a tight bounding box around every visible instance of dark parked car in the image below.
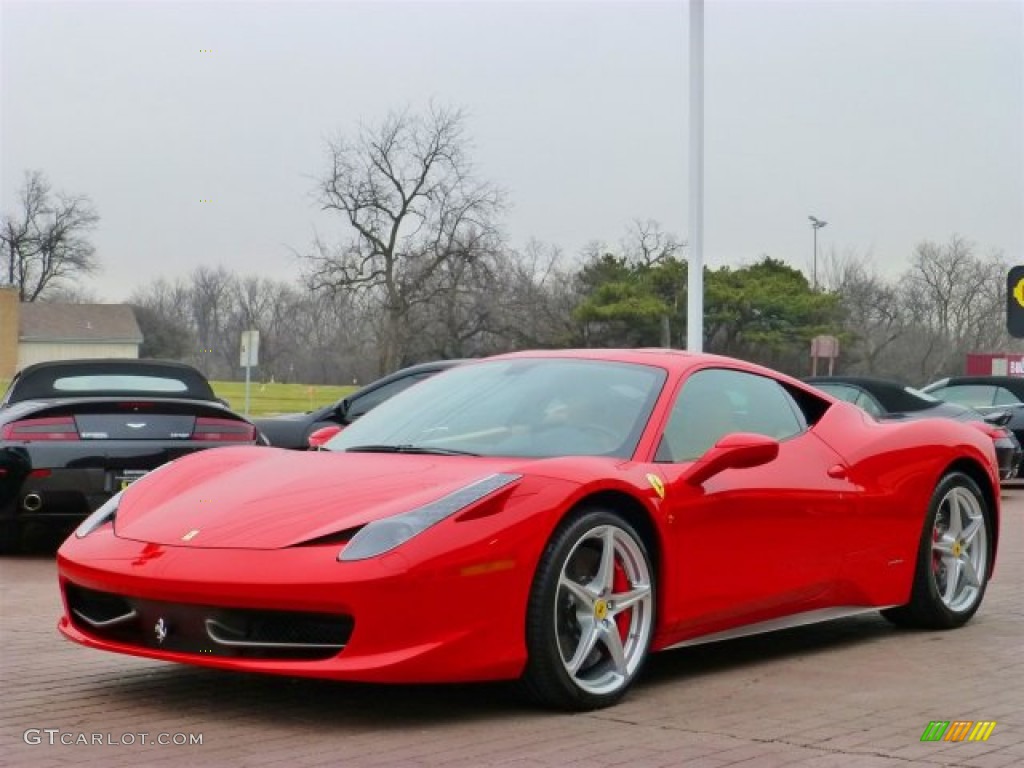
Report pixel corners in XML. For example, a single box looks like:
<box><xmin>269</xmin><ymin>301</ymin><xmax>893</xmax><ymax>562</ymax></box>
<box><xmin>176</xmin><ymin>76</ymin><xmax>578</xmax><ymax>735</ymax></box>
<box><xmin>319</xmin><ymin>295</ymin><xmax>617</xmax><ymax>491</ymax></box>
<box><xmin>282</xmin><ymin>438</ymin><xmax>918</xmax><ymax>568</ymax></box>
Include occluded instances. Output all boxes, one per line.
<box><xmin>922</xmin><ymin>376</ymin><xmax>1024</xmax><ymax>450</ymax></box>
<box><xmin>0</xmin><ymin>359</ymin><xmax>261</xmax><ymax>552</ymax></box>
<box><xmin>806</xmin><ymin>375</ymin><xmax>1021</xmax><ymax>481</ymax></box>
<box><xmin>253</xmin><ymin>360</ymin><xmax>464</xmax><ymax>449</ymax></box>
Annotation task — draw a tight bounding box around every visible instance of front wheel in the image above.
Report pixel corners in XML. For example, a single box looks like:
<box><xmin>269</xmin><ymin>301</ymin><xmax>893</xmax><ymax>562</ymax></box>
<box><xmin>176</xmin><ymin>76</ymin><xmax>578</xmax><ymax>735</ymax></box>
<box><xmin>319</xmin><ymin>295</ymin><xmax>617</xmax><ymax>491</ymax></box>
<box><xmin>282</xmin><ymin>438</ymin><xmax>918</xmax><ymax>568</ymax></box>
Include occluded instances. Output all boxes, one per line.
<box><xmin>521</xmin><ymin>509</ymin><xmax>655</xmax><ymax>710</ymax></box>
<box><xmin>882</xmin><ymin>472</ymin><xmax>991</xmax><ymax>629</ymax></box>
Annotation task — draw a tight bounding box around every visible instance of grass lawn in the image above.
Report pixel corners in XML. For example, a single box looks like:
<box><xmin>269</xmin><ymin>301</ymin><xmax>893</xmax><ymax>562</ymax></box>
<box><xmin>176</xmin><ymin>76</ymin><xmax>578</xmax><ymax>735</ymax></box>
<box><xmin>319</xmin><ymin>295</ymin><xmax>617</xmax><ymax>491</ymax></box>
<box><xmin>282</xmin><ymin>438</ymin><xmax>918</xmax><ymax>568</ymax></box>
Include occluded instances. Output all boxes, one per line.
<box><xmin>211</xmin><ymin>381</ymin><xmax>357</xmax><ymax>417</ymax></box>
<box><xmin>0</xmin><ymin>378</ymin><xmax>357</xmax><ymax>418</ymax></box>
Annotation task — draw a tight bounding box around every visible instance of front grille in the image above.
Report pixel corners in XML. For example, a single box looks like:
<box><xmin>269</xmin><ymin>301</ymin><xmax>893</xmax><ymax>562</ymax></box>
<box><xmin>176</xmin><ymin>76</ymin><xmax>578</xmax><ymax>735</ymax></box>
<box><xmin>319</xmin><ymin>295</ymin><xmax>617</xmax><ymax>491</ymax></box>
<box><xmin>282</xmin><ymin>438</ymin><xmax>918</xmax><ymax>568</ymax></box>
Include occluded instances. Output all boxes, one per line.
<box><xmin>65</xmin><ymin>583</ymin><xmax>353</xmax><ymax>660</ymax></box>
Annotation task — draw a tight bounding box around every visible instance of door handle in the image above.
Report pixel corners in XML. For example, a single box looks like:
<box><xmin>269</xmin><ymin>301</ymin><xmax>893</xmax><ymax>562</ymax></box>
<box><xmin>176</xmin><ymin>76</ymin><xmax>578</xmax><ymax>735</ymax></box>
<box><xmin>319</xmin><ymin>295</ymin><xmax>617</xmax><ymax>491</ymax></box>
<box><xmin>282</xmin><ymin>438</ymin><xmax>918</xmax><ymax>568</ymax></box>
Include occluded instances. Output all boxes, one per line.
<box><xmin>827</xmin><ymin>464</ymin><xmax>848</xmax><ymax>479</ymax></box>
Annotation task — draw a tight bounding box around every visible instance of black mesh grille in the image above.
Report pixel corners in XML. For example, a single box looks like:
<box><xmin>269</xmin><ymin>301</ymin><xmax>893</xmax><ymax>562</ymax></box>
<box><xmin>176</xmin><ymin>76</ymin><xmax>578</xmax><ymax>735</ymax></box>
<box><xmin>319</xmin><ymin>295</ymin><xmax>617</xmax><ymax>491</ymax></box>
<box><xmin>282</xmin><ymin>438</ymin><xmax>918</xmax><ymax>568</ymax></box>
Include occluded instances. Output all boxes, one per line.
<box><xmin>65</xmin><ymin>583</ymin><xmax>353</xmax><ymax>660</ymax></box>
<box><xmin>66</xmin><ymin>584</ymin><xmax>133</xmax><ymax>623</ymax></box>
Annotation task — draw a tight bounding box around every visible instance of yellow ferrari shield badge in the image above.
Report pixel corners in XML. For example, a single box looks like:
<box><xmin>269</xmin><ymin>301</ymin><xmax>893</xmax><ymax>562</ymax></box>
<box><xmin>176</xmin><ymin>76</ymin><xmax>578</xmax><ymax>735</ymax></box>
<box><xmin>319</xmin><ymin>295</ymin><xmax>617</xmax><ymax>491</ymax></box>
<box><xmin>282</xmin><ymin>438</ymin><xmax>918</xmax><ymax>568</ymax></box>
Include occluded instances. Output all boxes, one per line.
<box><xmin>646</xmin><ymin>473</ymin><xmax>666</xmax><ymax>500</ymax></box>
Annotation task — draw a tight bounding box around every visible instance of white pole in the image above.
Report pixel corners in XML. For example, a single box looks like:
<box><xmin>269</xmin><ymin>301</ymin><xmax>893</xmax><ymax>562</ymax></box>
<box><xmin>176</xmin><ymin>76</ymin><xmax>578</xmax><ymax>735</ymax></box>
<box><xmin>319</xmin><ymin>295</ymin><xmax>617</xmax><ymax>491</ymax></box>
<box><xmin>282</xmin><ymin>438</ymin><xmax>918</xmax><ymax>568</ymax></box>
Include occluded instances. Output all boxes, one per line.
<box><xmin>244</xmin><ymin>363</ymin><xmax>251</xmax><ymax>416</ymax></box>
<box><xmin>813</xmin><ymin>224</ymin><xmax>818</xmax><ymax>291</ymax></box>
<box><xmin>687</xmin><ymin>0</ymin><xmax>705</xmax><ymax>353</ymax></box>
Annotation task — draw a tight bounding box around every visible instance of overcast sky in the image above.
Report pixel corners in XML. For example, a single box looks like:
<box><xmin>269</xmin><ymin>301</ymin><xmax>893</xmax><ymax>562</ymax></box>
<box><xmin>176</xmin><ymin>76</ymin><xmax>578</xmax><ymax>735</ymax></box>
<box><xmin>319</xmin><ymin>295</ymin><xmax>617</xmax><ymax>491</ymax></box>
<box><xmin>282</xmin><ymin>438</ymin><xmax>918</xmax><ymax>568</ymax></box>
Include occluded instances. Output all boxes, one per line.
<box><xmin>2</xmin><ymin>0</ymin><xmax>1022</xmax><ymax>301</ymax></box>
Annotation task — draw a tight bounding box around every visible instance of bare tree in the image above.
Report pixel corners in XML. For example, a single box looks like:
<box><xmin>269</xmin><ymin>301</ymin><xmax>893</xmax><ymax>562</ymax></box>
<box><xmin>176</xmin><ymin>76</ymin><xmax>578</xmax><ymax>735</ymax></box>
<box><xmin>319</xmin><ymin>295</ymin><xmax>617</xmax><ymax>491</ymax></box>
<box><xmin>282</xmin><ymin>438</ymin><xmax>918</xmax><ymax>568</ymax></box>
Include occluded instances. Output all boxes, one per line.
<box><xmin>132</xmin><ymin>269</ymin><xmax>374</xmax><ymax>385</ymax></box>
<box><xmin>303</xmin><ymin>105</ymin><xmax>505</xmax><ymax>374</ymax></box>
<box><xmin>131</xmin><ymin>303</ymin><xmax>192</xmax><ymax>360</ymax></box>
<box><xmin>821</xmin><ymin>248</ymin><xmax>908</xmax><ymax>374</ymax></box>
<box><xmin>621</xmin><ymin>219</ymin><xmax>685</xmax><ymax>268</ymax></box>
<box><xmin>1</xmin><ymin>170</ymin><xmax>99</xmax><ymax>301</ymax></box>
<box><xmin>900</xmin><ymin>235</ymin><xmax>1006</xmax><ymax>381</ymax></box>
<box><xmin>492</xmin><ymin>240</ymin><xmax>579</xmax><ymax>349</ymax></box>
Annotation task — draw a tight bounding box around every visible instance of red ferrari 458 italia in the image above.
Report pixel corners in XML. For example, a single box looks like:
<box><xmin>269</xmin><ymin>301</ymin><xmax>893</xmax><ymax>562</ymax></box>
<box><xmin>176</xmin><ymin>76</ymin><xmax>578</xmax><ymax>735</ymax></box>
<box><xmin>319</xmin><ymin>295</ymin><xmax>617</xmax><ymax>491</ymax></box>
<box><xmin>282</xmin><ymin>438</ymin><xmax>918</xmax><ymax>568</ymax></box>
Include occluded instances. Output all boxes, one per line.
<box><xmin>58</xmin><ymin>350</ymin><xmax>1001</xmax><ymax>710</ymax></box>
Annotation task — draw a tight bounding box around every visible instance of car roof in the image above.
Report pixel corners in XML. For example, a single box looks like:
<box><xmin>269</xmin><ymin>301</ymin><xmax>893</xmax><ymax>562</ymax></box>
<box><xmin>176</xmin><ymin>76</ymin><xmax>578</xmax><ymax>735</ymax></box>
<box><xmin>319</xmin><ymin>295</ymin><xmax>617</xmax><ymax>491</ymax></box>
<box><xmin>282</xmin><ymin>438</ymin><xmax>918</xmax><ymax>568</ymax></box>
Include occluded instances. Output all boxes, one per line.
<box><xmin>6</xmin><ymin>358</ymin><xmax>217</xmax><ymax>403</ymax></box>
<box><xmin>804</xmin><ymin>375</ymin><xmax>937</xmax><ymax>413</ymax></box>
<box><xmin>15</xmin><ymin>358</ymin><xmax>206</xmax><ymax>375</ymax></box>
<box><xmin>348</xmin><ymin>359</ymin><xmax>467</xmax><ymax>394</ymax></box>
<box><xmin>489</xmin><ymin>349</ymin><xmax>825</xmax><ymax>397</ymax></box>
<box><xmin>805</xmin><ymin>374</ymin><xmax>911</xmax><ymax>389</ymax></box>
<box><xmin>936</xmin><ymin>375</ymin><xmax>1024</xmax><ymax>394</ymax></box>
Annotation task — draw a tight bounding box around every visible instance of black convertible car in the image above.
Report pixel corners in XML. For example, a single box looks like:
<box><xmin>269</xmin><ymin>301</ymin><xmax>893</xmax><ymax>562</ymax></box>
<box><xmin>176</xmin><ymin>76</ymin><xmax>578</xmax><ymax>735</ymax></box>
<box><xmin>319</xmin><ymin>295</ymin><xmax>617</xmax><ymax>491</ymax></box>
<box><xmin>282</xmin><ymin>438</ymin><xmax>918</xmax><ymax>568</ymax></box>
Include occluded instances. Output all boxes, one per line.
<box><xmin>0</xmin><ymin>359</ymin><xmax>261</xmax><ymax>552</ymax></box>
<box><xmin>806</xmin><ymin>375</ymin><xmax>1022</xmax><ymax>480</ymax></box>
<box><xmin>922</xmin><ymin>375</ymin><xmax>1024</xmax><ymax>452</ymax></box>
<box><xmin>254</xmin><ymin>360</ymin><xmax>463</xmax><ymax>449</ymax></box>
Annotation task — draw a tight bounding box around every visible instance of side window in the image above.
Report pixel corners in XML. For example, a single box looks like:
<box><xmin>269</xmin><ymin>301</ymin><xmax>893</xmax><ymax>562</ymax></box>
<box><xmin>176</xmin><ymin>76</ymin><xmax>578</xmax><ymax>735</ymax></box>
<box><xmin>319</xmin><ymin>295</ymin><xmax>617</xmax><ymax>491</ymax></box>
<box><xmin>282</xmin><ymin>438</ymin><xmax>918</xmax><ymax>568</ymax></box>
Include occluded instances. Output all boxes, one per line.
<box><xmin>346</xmin><ymin>373</ymin><xmax>432</xmax><ymax>420</ymax></box>
<box><xmin>818</xmin><ymin>383</ymin><xmax>860</xmax><ymax>403</ymax></box>
<box><xmin>993</xmin><ymin>387</ymin><xmax>1021</xmax><ymax>406</ymax></box>
<box><xmin>656</xmin><ymin>369</ymin><xmax>804</xmax><ymax>463</ymax></box>
<box><xmin>933</xmin><ymin>385</ymin><xmax>996</xmax><ymax>408</ymax></box>
<box><xmin>854</xmin><ymin>391</ymin><xmax>884</xmax><ymax>418</ymax></box>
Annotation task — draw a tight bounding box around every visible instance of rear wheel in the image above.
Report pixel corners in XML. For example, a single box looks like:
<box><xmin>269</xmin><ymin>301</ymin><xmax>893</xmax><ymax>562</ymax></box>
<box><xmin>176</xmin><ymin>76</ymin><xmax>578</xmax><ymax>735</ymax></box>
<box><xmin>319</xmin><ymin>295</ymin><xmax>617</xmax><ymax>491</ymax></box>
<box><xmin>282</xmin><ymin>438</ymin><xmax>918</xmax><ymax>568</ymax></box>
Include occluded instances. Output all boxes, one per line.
<box><xmin>882</xmin><ymin>472</ymin><xmax>990</xmax><ymax>629</ymax></box>
<box><xmin>521</xmin><ymin>509</ymin><xmax>655</xmax><ymax>710</ymax></box>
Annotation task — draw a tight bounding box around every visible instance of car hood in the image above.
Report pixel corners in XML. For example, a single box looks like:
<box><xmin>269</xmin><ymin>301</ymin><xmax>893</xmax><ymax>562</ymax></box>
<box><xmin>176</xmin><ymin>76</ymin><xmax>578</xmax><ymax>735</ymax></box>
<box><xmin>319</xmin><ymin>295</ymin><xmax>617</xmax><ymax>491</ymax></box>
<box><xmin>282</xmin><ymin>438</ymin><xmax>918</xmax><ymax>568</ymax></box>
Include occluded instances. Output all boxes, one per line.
<box><xmin>113</xmin><ymin>446</ymin><xmax>528</xmax><ymax>549</ymax></box>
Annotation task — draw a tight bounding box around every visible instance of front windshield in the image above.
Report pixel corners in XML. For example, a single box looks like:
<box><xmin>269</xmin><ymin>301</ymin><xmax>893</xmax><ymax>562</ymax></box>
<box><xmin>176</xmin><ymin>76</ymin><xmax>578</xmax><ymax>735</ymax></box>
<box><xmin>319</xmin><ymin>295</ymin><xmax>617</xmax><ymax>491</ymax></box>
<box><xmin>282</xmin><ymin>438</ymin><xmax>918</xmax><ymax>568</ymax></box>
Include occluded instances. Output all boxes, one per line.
<box><xmin>326</xmin><ymin>358</ymin><xmax>667</xmax><ymax>459</ymax></box>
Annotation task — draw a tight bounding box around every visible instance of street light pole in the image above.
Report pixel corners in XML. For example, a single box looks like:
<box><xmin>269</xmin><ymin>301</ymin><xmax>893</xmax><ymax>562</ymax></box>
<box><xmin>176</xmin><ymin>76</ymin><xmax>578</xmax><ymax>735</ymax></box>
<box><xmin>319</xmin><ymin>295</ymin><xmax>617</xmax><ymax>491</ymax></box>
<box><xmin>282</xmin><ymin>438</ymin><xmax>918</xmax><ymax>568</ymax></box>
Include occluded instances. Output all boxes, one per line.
<box><xmin>808</xmin><ymin>215</ymin><xmax>827</xmax><ymax>290</ymax></box>
<box><xmin>687</xmin><ymin>0</ymin><xmax>705</xmax><ymax>352</ymax></box>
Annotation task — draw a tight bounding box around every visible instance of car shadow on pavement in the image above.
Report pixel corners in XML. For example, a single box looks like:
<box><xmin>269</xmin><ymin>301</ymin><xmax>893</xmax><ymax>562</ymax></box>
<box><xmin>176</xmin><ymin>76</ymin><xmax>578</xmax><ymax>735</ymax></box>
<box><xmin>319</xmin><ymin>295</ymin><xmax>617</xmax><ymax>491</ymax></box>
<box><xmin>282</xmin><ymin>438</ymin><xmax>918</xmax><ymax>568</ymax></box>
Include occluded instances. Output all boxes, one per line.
<box><xmin>10</xmin><ymin>522</ymin><xmax>75</xmax><ymax>555</ymax></box>
<box><xmin>99</xmin><ymin>668</ymin><xmax>540</xmax><ymax>727</ymax></box>
<box><xmin>639</xmin><ymin>612</ymin><xmax>897</xmax><ymax>692</ymax></box>
<box><xmin>85</xmin><ymin>615</ymin><xmax>900</xmax><ymax>727</ymax></box>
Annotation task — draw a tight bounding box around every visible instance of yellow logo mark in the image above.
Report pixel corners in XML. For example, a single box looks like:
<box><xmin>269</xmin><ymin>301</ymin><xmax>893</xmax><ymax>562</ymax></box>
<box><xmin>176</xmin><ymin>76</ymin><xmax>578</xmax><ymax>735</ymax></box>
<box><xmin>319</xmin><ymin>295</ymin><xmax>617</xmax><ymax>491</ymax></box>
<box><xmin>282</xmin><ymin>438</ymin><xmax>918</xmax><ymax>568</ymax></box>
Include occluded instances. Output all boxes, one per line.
<box><xmin>594</xmin><ymin>599</ymin><xmax>608</xmax><ymax>621</ymax></box>
<box><xmin>181</xmin><ymin>529</ymin><xmax>200</xmax><ymax>542</ymax></box>
<box><xmin>1014</xmin><ymin>278</ymin><xmax>1024</xmax><ymax>308</ymax></box>
<box><xmin>646</xmin><ymin>473</ymin><xmax>666</xmax><ymax>500</ymax></box>
<box><xmin>968</xmin><ymin>721</ymin><xmax>997</xmax><ymax>741</ymax></box>
<box><xmin>951</xmin><ymin>540</ymin><xmax>962</xmax><ymax>557</ymax></box>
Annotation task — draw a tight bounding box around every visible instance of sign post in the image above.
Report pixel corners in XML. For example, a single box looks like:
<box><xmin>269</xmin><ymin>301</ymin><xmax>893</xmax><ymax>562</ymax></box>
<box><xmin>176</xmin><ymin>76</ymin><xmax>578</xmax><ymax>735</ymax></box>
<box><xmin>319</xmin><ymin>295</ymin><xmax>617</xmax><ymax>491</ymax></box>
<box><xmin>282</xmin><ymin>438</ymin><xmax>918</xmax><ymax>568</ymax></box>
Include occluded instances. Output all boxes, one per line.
<box><xmin>239</xmin><ymin>330</ymin><xmax>260</xmax><ymax>416</ymax></box>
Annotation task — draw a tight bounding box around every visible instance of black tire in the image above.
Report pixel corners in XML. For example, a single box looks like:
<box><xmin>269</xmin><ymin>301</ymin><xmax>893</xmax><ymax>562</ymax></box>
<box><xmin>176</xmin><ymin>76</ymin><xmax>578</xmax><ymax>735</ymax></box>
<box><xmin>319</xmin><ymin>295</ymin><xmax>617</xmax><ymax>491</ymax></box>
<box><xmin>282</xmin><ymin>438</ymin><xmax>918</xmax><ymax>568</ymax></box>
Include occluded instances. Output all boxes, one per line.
<box><xmin>520</xmin><ymin>508</ymin><xmax>655</xmax><ymax>711</ymax></box>
<box><xmin>882</xmin><ymin>472</ymin><xmax>991</xmax><ymax>629</ymax></box>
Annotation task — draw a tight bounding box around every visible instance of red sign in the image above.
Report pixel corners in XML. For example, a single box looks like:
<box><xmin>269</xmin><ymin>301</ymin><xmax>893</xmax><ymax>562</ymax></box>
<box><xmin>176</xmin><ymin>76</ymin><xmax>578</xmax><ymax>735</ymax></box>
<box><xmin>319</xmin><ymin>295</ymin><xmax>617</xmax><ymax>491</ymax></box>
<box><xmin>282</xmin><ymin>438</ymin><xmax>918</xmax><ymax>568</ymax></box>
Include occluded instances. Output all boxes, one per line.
<box><xmin>966</xmin><ymin>353</ymin><xmax>1024</xmax><ymax>376</ymax></box>
<box><xmin>811</xmin><ymin>335</ymin><xmax>840</xmax><ymax>358</ymax></box>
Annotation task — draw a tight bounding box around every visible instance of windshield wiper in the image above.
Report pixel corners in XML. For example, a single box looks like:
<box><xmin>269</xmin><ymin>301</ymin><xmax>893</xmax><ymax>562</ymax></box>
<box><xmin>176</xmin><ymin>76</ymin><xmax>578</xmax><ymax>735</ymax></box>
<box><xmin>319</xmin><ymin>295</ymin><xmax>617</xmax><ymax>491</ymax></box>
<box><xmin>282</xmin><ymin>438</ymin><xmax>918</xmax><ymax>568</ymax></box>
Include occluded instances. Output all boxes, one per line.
<box><xmin>344</xmin><ymin>444</ymin><xmax>480</xmax><ymax>456</ymax></box>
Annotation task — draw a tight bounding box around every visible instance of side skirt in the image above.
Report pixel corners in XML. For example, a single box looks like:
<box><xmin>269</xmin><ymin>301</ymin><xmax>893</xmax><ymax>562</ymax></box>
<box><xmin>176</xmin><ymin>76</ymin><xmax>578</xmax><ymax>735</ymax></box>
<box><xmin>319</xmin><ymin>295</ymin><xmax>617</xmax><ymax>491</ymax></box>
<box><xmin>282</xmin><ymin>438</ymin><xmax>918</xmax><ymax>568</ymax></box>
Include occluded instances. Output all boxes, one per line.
<box><xmin>662</xmin><ymin>606</ymin><xmax>897</xmax><ymax>651</ymax></box>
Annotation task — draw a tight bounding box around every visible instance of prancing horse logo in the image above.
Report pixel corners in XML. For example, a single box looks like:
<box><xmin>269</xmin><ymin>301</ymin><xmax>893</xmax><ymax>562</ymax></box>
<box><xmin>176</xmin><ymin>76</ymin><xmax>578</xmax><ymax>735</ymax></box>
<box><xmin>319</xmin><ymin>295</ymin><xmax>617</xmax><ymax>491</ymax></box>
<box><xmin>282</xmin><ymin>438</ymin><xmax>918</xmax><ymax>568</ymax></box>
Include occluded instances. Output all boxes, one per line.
<box><xmin>154</xmin><ymin>618</ymin><xmax>168</xmax><ymax>644</ymax></box>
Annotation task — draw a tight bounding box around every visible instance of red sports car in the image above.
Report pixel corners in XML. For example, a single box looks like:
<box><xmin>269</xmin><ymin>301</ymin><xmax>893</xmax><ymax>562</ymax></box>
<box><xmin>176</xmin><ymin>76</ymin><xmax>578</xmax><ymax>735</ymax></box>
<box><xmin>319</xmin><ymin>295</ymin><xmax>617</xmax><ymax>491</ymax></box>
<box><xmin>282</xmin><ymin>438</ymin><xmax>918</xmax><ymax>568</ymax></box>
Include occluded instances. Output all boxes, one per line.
<box><xmin>58</xmin><ymin>350</ymin><xmax>1000</xmax><ymax>711</ymax></box>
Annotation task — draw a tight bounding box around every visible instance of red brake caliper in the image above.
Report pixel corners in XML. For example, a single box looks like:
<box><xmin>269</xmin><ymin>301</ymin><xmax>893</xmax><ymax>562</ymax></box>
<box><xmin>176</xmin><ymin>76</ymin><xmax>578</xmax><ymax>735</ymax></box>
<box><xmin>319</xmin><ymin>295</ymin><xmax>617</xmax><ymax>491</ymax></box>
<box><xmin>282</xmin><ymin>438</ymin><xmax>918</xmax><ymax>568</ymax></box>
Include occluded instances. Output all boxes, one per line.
<box><xmin>613</xmin><ymin>560</ymin><xmax>630</xmax><ymax>640</ymax></box>
<box><xmin>931</xmin><ymin>523</ymin><xmax>942</xmax><ymax>574</ymax></box>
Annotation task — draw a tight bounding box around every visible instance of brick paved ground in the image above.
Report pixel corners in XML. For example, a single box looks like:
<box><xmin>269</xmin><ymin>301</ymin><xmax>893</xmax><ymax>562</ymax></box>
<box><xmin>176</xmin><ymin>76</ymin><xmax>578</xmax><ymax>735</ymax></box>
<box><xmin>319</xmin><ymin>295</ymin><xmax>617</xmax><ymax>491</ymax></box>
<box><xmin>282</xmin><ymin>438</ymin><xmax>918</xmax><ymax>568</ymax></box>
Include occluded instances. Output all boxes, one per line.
<box><xmin>2</xmin><ymin>489</ymin><xmax>1022</xmax><ymax>768</ymax></box>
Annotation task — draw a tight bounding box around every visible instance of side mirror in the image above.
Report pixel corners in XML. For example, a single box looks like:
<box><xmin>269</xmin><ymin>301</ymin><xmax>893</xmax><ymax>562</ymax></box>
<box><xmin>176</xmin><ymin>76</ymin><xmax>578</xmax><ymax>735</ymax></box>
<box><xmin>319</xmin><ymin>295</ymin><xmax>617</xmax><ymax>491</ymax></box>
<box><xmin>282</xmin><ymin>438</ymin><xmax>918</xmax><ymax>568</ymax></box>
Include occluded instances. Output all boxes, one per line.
<box><xmin>684</xmin><ymin>432</ymin><xmax>779</xmax><ymax>486</ymax></box>
<box><xmin>307</xmin><ymin>425</ymin><xmax>342</xmax><ymax>450</ymax></box>
<box><xmin>336</xmin><ymin>398</ymin><xmax>351</xmax><ymax>421</ymax></box>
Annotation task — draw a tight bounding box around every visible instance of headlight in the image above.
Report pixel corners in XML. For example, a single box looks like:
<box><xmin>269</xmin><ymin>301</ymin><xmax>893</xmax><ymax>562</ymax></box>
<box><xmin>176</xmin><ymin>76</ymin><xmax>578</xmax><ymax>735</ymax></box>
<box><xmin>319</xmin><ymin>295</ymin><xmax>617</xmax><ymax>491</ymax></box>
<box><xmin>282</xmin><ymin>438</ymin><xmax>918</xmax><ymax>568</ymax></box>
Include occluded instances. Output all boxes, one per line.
<box><xmin>76</xmin><ymin>490</ymin><xmax>123</xmax><ymax>538</ymax></box>
<box><xmin>338</xmin><ymin>473</ymin><xmax>521</xmax><ymax>561</ymax></box>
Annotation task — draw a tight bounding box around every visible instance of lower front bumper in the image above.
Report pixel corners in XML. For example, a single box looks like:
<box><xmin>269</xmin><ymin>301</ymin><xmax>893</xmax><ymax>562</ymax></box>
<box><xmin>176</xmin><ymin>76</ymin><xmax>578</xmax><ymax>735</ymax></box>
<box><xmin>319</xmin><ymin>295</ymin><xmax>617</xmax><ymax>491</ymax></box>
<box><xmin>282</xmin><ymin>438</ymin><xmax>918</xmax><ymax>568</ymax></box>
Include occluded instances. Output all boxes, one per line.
<box><xmin>57</xmin><ymin>529</ymin><xmax>533</xmax><ymax>684</ymax></box>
